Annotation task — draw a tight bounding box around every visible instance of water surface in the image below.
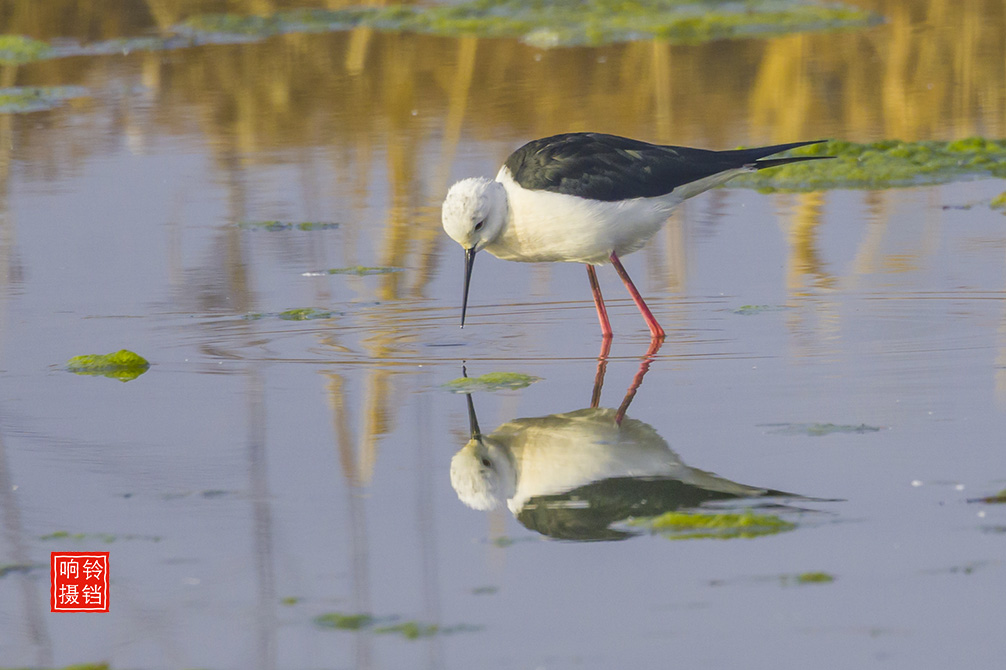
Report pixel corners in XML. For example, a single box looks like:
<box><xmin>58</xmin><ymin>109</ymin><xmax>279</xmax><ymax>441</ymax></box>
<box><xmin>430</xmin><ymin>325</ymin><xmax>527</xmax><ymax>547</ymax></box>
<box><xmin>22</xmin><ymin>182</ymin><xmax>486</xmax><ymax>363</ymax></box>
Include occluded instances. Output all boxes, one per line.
<box><xmin>1</xmin><ymin>1</ymin><xmax>1005</xmax><ymax>668</ymax></box>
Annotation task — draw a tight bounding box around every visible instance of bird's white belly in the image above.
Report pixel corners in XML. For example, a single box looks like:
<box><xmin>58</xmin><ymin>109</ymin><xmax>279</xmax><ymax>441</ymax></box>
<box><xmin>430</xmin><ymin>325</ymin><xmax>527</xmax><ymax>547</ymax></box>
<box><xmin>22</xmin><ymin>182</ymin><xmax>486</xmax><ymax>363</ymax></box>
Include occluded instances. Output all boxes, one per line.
<box><xmin>486</xmin><ymin>173</ymin><xmax>679</xmax><ymax>264</ymax></box>
<box><xmin>484</xmin><ymin>166</ymin><xmax>750</xmax><ymax>264</ymax></box>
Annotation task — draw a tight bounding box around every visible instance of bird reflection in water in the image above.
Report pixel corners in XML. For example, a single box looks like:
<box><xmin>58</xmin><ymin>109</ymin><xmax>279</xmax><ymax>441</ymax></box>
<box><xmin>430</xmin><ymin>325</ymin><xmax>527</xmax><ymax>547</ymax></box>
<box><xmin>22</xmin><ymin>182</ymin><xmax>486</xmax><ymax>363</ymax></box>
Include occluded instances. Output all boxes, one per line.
<box><xmin>451</xmin><ymin>341</ymin><xmax>801</xmax><ymax>541</ymax></box>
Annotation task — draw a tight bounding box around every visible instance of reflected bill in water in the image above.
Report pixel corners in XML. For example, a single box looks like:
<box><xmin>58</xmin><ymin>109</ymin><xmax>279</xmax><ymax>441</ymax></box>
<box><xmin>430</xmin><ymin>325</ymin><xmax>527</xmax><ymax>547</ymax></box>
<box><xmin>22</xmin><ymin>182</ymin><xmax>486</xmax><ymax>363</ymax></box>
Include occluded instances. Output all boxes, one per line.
<box><xmin>450</xmin><ymin>344</ymin><xmax>814</xmax><ymax>541</ymax></box>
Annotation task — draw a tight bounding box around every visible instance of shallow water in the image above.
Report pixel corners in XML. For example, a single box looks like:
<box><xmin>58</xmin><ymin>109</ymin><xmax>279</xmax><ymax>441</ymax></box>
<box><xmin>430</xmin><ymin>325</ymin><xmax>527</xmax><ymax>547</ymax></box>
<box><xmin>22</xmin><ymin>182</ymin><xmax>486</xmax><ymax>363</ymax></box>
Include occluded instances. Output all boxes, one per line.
<box><xmin>1</xmin><ymin>1</ymin><xmax>1006</xmax><ymax>668</ymax></box>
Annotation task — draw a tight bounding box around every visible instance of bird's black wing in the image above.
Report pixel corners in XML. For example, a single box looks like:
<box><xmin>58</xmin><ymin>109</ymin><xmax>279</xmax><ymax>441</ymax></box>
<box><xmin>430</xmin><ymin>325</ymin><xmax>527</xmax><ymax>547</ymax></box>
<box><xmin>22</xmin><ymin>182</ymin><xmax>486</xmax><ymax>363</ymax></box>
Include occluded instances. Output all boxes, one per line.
<box><xmin>504</xmin><ymin>133</ymin><xmax>825</xmax><ymax>202</ymax></box>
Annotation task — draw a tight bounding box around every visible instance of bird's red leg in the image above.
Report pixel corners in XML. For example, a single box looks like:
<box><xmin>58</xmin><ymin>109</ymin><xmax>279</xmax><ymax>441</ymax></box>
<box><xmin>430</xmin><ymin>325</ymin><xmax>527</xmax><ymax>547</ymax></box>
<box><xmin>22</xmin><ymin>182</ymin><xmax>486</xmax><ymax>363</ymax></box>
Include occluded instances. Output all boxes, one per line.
<box><xmin>586</xmin><ymin>264</ymin><xmax>613</xmax><ymax>338</ymax></box>
<box><xmin>591</xmin><ymin>336</ymin><xmax>612</xmax><ymax>409</ymax></box>
<box><xmin>614</xmin><ymin>338</ymin><xmax>662</xmax><ymax>425</ymax></box>
<box><xmin>609</xmin><ymin>252</ymin><xmax>665</xmax><ymax>340</ymax></box>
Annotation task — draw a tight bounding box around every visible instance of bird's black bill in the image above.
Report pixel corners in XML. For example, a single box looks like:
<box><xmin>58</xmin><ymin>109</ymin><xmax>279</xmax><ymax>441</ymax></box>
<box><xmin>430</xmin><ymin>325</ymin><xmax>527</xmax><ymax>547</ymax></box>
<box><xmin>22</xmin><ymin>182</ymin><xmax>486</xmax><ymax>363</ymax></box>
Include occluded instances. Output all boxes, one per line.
<box><xmin>460</xmin><ymin>247</ymin><xmax>477</xmax><ymax>328</ymax></box>
<box><xmin>466</xmin><ymin>392</ymin><xmax>481</xmax><ymax>440</ymax></box>
<box><xmin>462</xmin><ymin>363</ymin><xmax>482</xmax><ymax>439</ymax></box>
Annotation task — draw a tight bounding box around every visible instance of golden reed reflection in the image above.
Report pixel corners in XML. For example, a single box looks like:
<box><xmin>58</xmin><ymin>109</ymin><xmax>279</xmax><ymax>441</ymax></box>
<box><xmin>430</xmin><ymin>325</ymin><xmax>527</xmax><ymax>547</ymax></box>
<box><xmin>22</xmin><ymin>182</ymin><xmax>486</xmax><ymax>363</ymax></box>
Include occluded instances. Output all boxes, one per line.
<box><xmin>3</xmin><ymin>1</ymin><xmax>1006</xmax><ymax>390</ymax></box>
<box><xmin>5</xmin><ymin>0</ymin><xmax>1004</xmax><ymax>161</ymax></box>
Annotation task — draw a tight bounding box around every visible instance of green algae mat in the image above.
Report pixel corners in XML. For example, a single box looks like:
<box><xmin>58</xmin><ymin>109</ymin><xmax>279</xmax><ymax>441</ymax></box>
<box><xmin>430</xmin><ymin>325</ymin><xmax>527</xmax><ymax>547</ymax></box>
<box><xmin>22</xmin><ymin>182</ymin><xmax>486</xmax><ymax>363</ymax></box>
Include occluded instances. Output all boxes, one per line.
<box><xmin>629</xmin><ymin>509</ymin><xmax>797</xmax><ymax>539</ymax></box>
<box><xmin>1</xmin><ymin>1</ymin><xmax>878</xmax><ymax>65</ymax></box>
<box><xmin>442</xmin><ymin>371</ymin><xmax>542</xmax><ymax>393</ymax></box>
<box><xmin>237</xmin><ymin>220</ymin><xmax>339</xmax><ymax>231</ymax></box>
<box><xmin>0</xmin><ymin>34</ymin><xmax>51</xmax><ymax>63</ymax></box>
<box><xmin>314</xmin><ymin>611</ymin><xmax>481</xmax><ymax>638</ymax></box>
<box><xmin>66</xmin><ymin>350</ymin><xmax>150</xmax><ymax>382</ymax></box>
<box><xmin>180</xmin><ymin>0</ymin><xmax>879</xmax><ymax>47</ymax></box>
<box><xmin>733</xmin><ymin>137</ymin><xmax>1006</xmax><ymax>191</ymax></box>
<box><xmin>243</xmin><ymin>307</ymin><xmax>338</xmax><ymax>321</ymax></box>
<box><xmin>0</xmin><ymin>86</ymin><xmax>89</xmax><ymax>114</ymax></box>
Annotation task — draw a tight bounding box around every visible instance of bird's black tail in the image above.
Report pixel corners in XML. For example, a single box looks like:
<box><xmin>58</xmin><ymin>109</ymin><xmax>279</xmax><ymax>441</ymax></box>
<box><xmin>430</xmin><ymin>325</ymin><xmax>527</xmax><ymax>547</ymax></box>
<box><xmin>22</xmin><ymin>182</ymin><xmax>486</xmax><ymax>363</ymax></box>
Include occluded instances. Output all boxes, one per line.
<box><xmin>712</xmin><ymin>139</ymin><xmax>831</xmax><ymax>171</ymax></box>
<box><xmin>752</xmin><ymin>154</ymin><xmax>833</xmax><ymax>170</ymax></box>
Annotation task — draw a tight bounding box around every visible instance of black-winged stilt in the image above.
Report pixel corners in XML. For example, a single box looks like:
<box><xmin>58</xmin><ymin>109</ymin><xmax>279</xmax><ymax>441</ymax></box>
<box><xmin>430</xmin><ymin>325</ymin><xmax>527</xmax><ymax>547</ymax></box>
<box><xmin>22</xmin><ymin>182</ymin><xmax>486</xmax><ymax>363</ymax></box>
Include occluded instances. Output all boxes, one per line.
<box><xmin>442</xmin><ymin>132</ymin><xmax>829</xmax><ymax>339</ymax></box>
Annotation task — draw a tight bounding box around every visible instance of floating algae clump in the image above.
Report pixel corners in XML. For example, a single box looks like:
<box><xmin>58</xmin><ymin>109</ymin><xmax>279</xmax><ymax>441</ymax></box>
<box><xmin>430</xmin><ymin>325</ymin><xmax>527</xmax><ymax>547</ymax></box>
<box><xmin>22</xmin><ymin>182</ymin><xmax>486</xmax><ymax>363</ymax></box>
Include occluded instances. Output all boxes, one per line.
<box><xmin>794</xmin><ymin>571</ymin><xmax>835</xmax><ymax>584</ymax></box>
<box><xmin>443</xmin><ymin>371</ymin><xmax>541</xmax><ymax>393</ymax></box>
<box><xmin>238</xmin><ymin>220</ymin><xmax>339</xmax><ymax>231</ymax></box>
<box><xmin>277</xmin><ymin>307</ymin><xmax>334</xmax><ymax>320</ymax></box>
<box><xmin>0</xmin><ymin>86</ymin><xmax>89</xmax><ymax>114</ymax></box>
<box><xmin>314</xmin><ymin>612</ymin><xmax>480</xmax><ymax>638</ymax></box>
<box><xmin>180</xmin><ymin>13</ymin><xmax>285</xmax><ymax>37</ymax></box>
<box><xmin>972</xmin><ymin>488</ymin><xmax>1006</xmax><ymax>504</ymax></box>
<box><xmin>631</xmin><ymin>509</ymin><xmax>796</xmax><ymax>539</ymax></box>
<box><xmin>733</xmin><ymin>304</ymin><xmax>789</xmax><ymax>315</ymax></box>
<box><xmin>314</xmin><ymin>612</ymin><xmax>375</xmax><ymax>630</ymax></box>
<box><xmin>179</xmin><ymin>0</ymin><xmax>879</xmax><ymax>47</ymax></box>
<box><xmin>761</xmin><ymin>422</ymin><xmax>882</xmax><ymax>436</ymax></box>
<box><xmin>67</xmin><ymin>350</ymin><xmax>150</xmax><ymax>382</ymax></box>
<box><xmin>732</xmin><ymin>138</ymin><xmax>1006</xmax><ymax>191</ymax></box>
<box><xmin>319</xmin><ymin>266</ymin><xmax>401</xmax><ymax>275</ymax></box>
<box><xmin>0</xmin><ymin>34</ymin><xmax>52</xmax><ymax>63</ymax></box>
<box><xmin>373</xmin><ymin>621</ymin><xmax>441</xmax><ymax>639</ymax></box>
<box><xmin>245</xmin><ymin>308</ymin><xmax>339</xmax><ymax>320</ymax></box>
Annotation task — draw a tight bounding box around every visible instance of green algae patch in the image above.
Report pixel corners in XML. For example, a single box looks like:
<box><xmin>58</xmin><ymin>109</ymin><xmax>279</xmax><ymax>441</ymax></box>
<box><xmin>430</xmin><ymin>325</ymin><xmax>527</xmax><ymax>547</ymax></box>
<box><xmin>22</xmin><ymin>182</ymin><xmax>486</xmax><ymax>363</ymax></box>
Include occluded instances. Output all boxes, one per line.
<box><xmin>1</xmin><ymin>33</ymin><xmax>194</xmax><ymax>64</ymax></box>
<box><xmin>180</xmin><ymin>13</ymin><xmax>286</xmax><ymax>38</ymax></box>
<box><xmin>41</xmin><ymin>530</ymin><xmax>160</xmax><ymax>543</ymax></box>
<box><xmin>375</xmin><ymin>620</ymin><xmax>482</xmax><ymax>639</ymax></box>
<box><xmin>277</xmin><ymin>307</ymin><xmax>335</xmax><ymax>320</ymax></box>
<box><xmin>238</xmin><ymin>220</ymin><xmax>339</xmax><ymax>231</ymax></box>
<box><xmin>732</xmin><ymin>138</ymin><xmax>1006</xmax><ymax>192</ymax></box>
<box><xmin>971</xmin><ymin>488</ymin><xmax>1006</xmax><ymax>504</ymax></box>
<box><xmin>0</xmin><ymin>562</ymin><xmax>37</xmax><ymax>578</ymax></box>
<box><xmin>245</xmin><ymin>310</ymin><xmax>337</xmax><ymax>321</ymax></box>
<box><xmin>0</xmin><ymin>86</ymin><xmax>90</xmax><ymax>114</ymax></box>
<box><xmin>793</xmin><ymin>571</ymin><xmax>835</xmax><ymax>584</ymax></box>
<box><xmin>983</xmin><ymin>488</ymin><xmax>1006</xmax><ymax>504</ymax></box>
<box><xmin>631</xmin><ymin>509</ymin><xmax>795</xmax><ymax>540</ymax></box>
<box><xmin>315</xmin><ymin>612</ymin><xmax>480</xmax><ymax>638</ymax></box>
<box><xmin>306</xmin><ymin>266</ymin><xmax>402</xmax><ymax>276</ymax></box>
<box><xmin>990</xmin><ymin>192</ymin><xmax>1006</xmax><ymax>210</ymax></box>
<box><xmin>179</xmin><ymin>1</ymin><xmax>879</xmax><ymax>48</ymax></box>
<box><xmin>373</xmin><ymin>621</ymin><xmax>440</xmax><ymax>639</ymax></box>
<box><xmin>315</xmin><ymin>612</ymin><xmax>375</xmax><ymax>630</ymax></box>
<box><xmin>443</xmin><ymin>371</ymin><xmax>541</xmax><ymax>394</ymax></box>
<box><xmin>733</xmin><ymin>304</ymin><xmax>788</xmax><ymax>315</ymax></box>
<box><xmin>66</xmin><ymin>349</ymin><xmax>150</xmax><ymax>382</ymax></box>
<box><xmin>762</xmin><ymin>422</ymin><xmax>882</xmax><ymax>436</ymax></box>
<box><xmin>0</xmin><ymin>34</ymin><xmax>52</xmax><ymax>63</ymax></box>
<box><xmin>41</xmin><ymin>531</ymin><xmax>90</xmax><ymax>541</ymax></box>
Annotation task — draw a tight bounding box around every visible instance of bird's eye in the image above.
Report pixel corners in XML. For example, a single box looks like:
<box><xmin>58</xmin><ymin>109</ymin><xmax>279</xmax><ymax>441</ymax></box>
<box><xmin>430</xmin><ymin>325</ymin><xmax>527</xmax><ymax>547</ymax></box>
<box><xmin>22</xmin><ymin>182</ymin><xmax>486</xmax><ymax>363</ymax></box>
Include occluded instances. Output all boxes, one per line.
<box><xmin>481</xmin><ymin>458</ymin><xmax>491</xmax><ymax>467</ymax></box>
<box><xmin>474</xmin><ymin>220</ymin><xmax>485</xmax><ymax>232</ymax></box>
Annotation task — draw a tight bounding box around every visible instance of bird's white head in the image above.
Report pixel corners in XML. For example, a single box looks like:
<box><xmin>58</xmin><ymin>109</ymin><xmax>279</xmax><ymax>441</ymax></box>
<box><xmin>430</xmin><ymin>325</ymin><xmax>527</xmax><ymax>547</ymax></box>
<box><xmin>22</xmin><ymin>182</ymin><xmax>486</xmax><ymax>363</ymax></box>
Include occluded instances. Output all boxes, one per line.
<box><xmin>450</xmin><ymin>437</ymin><xmax>517</xmax><ymax>511</ymax></box>
<box><xmin>441</xmin><ymin>177</ymin><xmax>508</xmax><ymax>327</ymax></box>
<box><xmin>441</xmin><ymin>177</ymin><xmax>508</xmax><ymax>251</ymax></box>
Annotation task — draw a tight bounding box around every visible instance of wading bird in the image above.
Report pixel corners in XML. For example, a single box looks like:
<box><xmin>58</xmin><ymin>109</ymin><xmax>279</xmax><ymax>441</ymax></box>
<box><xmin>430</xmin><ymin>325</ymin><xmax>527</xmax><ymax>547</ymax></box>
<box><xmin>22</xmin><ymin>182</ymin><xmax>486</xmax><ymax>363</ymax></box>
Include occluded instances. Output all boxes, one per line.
<box><xmin>442</xmin><ymin>132</ymin><xmax>828</xmax><ymax>339</ymax></box>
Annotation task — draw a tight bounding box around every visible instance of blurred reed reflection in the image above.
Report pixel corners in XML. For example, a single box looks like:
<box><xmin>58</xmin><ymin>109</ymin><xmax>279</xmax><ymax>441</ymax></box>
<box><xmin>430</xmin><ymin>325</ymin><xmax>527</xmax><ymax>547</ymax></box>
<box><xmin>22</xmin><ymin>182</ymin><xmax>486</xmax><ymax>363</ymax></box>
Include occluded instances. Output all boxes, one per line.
<box><xmin>3</xmin><ymin>0</ymin><xmax>1003</xmax><ymax>312</ymax></box>
<box><xmin>4</xmin><ymin>2</ymin><xmax>1006</xmax><ymax>395</ymax></box>
<box><xmin>5</xmin><ymin>0</ymin><xmax>1005</xmax><ymax>166</ymax></box>
<box><xmin>450</xmin><ymin>346</ymin><xmax>802</xmax><ymax>541</ymax></box>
